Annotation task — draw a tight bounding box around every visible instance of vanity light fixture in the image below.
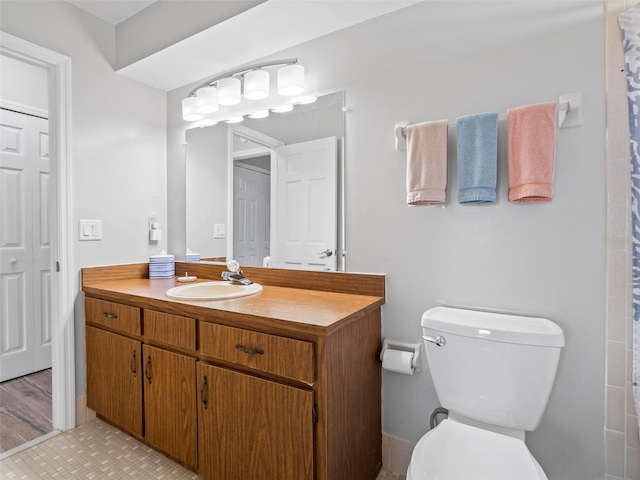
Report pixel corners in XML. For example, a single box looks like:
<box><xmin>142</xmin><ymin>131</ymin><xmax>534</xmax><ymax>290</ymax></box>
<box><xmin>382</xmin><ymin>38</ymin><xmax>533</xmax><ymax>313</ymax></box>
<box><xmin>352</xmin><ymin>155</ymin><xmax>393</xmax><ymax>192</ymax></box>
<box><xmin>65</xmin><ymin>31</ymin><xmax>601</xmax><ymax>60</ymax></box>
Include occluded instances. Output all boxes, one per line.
<box><xmin>243</xmin><ymin>69</ymin><xmax>270</xmax><ymax>100</ymax></box>
<box><xmin>277</xmin><ymin>64</ymin><xmax>305</xmax><ymax>96</ymax></box>
<box><xmin>182</xmin><ymin>58</ymin><xmax>306</xmax><ymax>122</ymax></box>
<box><xmin>217</xmin><ymin>77</ymin><xmax>241</xmax><ymax>106</ymax></box>
<box><xmin>182</xmin><ymin>97</ymin><xmax>202</xmax><ymax>121</ymax></box>
<box><xmin>196</xmin><ymin>86</ymin><xmax>218</xmax><ymax>113</ymax></box>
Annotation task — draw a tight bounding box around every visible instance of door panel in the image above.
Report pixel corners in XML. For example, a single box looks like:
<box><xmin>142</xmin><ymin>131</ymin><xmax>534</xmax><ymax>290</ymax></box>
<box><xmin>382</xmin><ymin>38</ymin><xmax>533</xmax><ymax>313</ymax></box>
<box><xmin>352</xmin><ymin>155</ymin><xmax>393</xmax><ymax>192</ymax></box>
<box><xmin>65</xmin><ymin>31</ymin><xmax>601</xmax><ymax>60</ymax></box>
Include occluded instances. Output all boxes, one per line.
<box><xmin>275</xmin><ymin>136</ymin><xmax>337</xmax><ymax>271</ymax></box>
<box><xmin>0</xmin><ymin>110</ymin><xmax>50</xmax><ymax>381</ymax></box>
<box><xmin>86</xmin><ymin>326</ymin><xmax>143</xmax><ymax>438</ymax></box>
<box><xmin>233</xmin><ymin>164</ymin><xmax>270</xmax><ymax>267</ymax></box>
<box><xmin>143</xmin><ymin>345</ymin><xmax>197</xmax><ymax>469</ymax></box>
<box><xmin>198</xmin><ymin>363</ymin><xmax>314</xmax><ymax>480</ymax></box>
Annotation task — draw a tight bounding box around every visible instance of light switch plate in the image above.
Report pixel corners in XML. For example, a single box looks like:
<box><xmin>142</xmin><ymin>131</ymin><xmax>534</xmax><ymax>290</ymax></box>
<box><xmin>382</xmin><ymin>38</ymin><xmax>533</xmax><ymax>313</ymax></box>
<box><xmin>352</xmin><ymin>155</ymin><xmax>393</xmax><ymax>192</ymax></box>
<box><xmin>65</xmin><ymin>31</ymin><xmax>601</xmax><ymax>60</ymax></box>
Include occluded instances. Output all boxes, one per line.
<box><xmin>214</xmin><ymin>223</ymin><xmax>226</xmax><ymax>239</ymax></box>
<box><xmin>78</xmin><ymin>220</ymin><xmax>102</xmax><ymax>241</ymax></box>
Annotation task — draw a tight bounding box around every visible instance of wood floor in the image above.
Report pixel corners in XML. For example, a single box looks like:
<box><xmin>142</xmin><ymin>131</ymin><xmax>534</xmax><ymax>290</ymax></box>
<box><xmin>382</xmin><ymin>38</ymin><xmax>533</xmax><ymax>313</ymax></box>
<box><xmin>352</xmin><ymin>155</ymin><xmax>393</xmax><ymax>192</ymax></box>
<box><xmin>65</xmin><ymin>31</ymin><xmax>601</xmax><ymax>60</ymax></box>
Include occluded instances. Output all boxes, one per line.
<box><xmin>0</xmin><ymin>369</ymin><xmax>53</xmax><ymax>453</ymax></box>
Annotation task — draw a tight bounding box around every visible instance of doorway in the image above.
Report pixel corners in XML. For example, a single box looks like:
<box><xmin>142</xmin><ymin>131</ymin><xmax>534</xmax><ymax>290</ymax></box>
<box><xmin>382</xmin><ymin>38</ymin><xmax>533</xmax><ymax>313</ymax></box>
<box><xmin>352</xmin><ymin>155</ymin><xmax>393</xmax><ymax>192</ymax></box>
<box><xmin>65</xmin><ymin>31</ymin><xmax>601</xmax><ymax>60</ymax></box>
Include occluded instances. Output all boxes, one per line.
<box><xmin>233</xmin><ymin>156</ymin><xmax>271</xmax><ymax>267</ymax></box>
<box><xmin>0</xmin><ymin>31</ymin><xmax>75</xmax><ymax>447</ymax></box>
<box><xmin>0</xmin><ymin>107</ymin><xmax>52</xmax><ymax>381</ymax></box>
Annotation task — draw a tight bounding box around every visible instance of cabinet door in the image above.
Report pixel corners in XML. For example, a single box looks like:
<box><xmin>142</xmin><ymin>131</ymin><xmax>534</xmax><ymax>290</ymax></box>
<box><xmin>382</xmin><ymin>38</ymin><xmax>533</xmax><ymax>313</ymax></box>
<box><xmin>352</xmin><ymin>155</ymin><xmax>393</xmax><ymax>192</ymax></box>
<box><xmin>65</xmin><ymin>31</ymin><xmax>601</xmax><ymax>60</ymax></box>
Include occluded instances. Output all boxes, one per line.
<box><xmin>86</xmin><ymin>326</ymin><xmax>142</xmax><ymax>438</ymax></box>
<box><xmin>197</xmin><ymin>363</ymin><xmax>314</xmax><ymax>480</ymax></box>
<box><xmin>143</xmin><ymin>345</ymin><xmax>197</xmax><ymax>469</ymax></box>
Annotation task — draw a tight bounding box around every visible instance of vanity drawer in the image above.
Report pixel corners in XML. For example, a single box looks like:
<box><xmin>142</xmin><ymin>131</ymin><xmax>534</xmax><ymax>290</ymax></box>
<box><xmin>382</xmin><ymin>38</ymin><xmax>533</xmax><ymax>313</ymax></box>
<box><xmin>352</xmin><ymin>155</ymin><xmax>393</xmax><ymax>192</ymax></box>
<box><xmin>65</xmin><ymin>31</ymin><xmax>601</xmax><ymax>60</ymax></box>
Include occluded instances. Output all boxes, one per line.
<box><xmin>200</xmin><ymin>322</ymin><xmax>314</xmax><ymax>384</ymax></box>
<box><xmin>85</xmin><ymin>297</ymin><xmax>141</xmax><ymax>336</ymax></box>
<box><xmin>144</xmin><ymin>310</ymin><xmax>196</xmax><ymax>351</ymax></box>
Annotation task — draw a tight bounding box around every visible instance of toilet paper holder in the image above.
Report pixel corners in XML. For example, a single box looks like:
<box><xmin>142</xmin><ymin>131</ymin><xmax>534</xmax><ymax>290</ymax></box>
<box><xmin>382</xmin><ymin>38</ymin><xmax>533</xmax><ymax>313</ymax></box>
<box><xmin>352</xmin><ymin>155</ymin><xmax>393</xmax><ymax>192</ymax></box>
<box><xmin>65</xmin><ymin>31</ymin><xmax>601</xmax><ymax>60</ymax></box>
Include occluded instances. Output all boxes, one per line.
<box><xmin>380</xmin><ymin>337</ymin><xmax>421</xmax><ymax>373</ymax></box>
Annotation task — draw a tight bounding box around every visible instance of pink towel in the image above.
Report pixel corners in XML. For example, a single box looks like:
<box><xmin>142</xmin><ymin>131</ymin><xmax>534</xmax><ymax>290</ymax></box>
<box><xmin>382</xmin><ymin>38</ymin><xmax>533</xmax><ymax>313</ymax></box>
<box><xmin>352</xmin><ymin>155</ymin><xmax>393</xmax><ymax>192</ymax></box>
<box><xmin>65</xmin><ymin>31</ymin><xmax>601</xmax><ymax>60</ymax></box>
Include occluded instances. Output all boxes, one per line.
<box><xmin>507</xmin><ymin>102</ymin><xmax>557</xmax><ymax>203</ymax></box>
<box><xmin>406</xmin><ymin>120</ymin><xmax>448</xmax><ymax>206</ymax></box>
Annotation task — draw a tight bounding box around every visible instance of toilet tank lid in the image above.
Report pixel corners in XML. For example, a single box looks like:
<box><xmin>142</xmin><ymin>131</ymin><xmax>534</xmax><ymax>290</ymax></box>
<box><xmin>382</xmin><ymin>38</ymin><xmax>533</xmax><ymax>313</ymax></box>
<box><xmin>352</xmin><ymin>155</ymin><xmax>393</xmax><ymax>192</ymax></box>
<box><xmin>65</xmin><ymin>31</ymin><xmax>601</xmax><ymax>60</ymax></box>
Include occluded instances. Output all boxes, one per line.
<box><xmin>421</xmin><ymin>306</ymin><xmax>565</xmax><ymax>347</ymax></box>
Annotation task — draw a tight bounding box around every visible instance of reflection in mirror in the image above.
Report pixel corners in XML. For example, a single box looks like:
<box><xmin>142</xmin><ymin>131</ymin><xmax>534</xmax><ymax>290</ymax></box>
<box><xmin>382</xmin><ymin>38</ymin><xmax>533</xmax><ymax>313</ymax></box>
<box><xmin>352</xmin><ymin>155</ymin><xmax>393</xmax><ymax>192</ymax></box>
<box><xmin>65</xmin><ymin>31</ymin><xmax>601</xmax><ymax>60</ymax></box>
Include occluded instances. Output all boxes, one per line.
<box><xmin>185</xmin><ymin>91</ymin><xmax>345</xmax><ymax>271</ymax></box>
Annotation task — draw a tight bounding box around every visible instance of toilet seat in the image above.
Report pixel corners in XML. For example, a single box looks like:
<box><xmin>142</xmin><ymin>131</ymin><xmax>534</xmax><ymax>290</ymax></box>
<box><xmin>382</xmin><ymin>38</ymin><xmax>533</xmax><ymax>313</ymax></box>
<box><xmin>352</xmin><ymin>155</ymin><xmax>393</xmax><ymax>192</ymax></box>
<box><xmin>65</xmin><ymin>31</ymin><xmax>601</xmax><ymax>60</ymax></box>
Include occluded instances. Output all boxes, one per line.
<box><xmin>407</xmin><ymin>419</ymin><xmax>547</xmax><ymax>480</ymax></box>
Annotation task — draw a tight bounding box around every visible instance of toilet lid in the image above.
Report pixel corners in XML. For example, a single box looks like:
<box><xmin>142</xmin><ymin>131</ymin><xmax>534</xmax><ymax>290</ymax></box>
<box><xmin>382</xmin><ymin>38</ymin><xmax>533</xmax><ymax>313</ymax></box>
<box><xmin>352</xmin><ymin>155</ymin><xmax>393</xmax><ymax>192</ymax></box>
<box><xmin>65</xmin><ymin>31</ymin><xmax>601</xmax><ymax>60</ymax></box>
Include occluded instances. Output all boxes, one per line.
<box><xmin>408</xmin><ymin>419</ymin><xmax>546</xmax><ymax>480</ymax></box>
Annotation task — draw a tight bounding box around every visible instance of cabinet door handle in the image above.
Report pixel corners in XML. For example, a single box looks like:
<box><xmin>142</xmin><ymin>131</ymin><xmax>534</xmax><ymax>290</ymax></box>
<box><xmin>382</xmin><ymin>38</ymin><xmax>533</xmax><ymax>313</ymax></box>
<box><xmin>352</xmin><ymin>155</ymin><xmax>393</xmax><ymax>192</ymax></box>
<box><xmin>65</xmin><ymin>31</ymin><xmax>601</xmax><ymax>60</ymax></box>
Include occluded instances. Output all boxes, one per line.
<box><xmin>200</xmin><ymin>375</ymin><xmax>208</xmax><ymax>410</ymax></box>
<box><xmin>235</xmin><ymin>344</ymin><xmax>264</xmax><ymax>355</ymax></box>
<box><xmin>129</xmin><ymin>350</ymin><xmax>137</xmax><ymax>377</ymax></box>
<box><xmin>102</xmin><ymin>312</ymin><xmax>118</xmax><ymax>319</ymax></box>
<box><xmin>145</xmin><ymin>356</ymin><xmax>152</xmax><ymax>384</ymax></box>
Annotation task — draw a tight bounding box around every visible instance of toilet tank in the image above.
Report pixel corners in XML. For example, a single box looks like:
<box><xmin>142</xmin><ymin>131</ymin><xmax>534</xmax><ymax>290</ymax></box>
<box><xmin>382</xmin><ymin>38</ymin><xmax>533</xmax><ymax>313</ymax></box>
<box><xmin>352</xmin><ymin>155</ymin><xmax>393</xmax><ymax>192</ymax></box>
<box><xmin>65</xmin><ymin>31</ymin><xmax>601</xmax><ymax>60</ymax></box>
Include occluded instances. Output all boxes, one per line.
<box><xmin>422</xmin><ymin>306</ymin><xmax>564</xmax><ymax>432</ymax></box>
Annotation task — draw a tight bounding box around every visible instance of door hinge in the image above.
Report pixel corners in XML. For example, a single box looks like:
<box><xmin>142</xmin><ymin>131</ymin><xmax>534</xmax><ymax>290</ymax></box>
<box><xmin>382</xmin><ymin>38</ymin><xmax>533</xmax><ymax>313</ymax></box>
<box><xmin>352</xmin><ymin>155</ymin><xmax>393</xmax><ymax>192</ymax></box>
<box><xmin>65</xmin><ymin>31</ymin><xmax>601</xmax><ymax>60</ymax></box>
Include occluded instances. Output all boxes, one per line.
<box><xmin>55</xmin><ymin>261</ymin><xmax>60</xmax><ymax>272</ymax></box>
<box><xmin>312</xmin><ymin>404</ymin><xmax>318</xmax><ymax>424</ymax></box>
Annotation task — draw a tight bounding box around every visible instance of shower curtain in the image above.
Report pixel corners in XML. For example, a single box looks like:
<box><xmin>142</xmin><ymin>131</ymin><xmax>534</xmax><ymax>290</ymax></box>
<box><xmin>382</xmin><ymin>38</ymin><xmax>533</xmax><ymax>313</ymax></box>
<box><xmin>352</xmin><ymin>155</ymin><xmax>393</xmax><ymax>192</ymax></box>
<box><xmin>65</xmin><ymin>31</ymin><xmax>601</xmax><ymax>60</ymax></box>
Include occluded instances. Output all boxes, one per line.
<box><xmin>619</xmin><ymin>5</ymin><xmax>640</xmax><ymax>427</ymax></box>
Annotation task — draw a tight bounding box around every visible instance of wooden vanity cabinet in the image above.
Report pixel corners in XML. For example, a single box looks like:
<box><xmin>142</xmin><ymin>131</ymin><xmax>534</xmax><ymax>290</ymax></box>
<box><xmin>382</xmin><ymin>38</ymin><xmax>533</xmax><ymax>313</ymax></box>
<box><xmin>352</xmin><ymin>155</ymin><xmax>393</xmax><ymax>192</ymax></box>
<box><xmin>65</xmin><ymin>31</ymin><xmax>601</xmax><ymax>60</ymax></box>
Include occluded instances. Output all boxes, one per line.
<box><xmin>86</xmin><ymin>325</ymin><xmax>143</xmax><ymax>438</ymax></box>
<box><xmin>83</xmin><ymin>265</ymin><xmax>384</xmax><ymax>480</ymax></box>
<box><xmin>197</xmin><ymin>363</ymin><xmax>314</xmax><ymax>480</ymax></box>
<box><xmin>143</xmin><ymin>345</ymin><xmax>197</xmax><ymax>470</ymax></box>
<box><xmin>85</xmin><ymin>299</ymin><xmax>198</xmax><ymax>469</ymax></box>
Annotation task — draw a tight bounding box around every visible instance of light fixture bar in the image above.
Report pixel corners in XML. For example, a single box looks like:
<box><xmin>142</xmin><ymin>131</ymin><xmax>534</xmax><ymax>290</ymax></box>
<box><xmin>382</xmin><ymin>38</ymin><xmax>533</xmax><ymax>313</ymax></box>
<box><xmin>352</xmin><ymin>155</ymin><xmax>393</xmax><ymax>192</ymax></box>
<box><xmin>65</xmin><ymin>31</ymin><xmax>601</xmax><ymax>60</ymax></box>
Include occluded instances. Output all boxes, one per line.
<box><xmin>187</xmin><ymin>58</ymin><xmax>298</xmax><ymax>97</ymax></box>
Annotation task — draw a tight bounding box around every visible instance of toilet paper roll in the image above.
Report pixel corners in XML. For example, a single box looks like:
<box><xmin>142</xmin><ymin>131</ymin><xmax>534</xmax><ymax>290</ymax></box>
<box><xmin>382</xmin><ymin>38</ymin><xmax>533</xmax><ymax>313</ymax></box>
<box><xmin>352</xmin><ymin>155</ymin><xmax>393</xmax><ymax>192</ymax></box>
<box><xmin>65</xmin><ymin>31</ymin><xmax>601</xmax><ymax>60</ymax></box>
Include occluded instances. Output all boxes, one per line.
<box><xmin>382</xmin><ymin>349</ymin><xmax>414</xmax><ymax>375</ymax></box>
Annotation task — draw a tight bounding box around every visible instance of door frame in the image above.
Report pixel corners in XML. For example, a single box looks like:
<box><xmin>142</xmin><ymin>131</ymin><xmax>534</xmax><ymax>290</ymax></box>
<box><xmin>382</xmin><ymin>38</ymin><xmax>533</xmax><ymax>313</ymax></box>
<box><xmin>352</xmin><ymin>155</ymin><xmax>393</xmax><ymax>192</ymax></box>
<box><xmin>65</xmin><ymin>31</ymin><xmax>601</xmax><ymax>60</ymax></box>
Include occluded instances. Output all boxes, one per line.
<box><xmin>1</xmin><ymin>31</ymin><xmax>75</xmax><ymax>430</ymax></box>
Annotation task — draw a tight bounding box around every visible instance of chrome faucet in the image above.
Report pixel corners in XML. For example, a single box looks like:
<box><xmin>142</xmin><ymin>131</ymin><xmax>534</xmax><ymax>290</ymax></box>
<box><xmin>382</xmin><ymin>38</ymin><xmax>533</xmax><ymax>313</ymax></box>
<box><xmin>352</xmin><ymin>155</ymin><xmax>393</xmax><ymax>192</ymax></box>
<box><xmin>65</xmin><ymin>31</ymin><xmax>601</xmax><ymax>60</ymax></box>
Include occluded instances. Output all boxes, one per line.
<box><xmin>221</xmin><ymin>260</ymin><xmax>254</xmax><ymax>285</ymax></box>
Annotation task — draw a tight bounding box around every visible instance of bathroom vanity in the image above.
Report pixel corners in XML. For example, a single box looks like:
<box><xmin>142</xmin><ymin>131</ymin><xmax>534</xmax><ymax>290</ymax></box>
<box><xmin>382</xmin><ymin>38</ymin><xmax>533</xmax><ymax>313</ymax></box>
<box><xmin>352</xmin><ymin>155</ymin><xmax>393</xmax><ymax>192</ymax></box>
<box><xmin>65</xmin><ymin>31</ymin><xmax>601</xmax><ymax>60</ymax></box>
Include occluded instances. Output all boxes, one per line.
<box><xmin>82</xmin><ymin>262</ymin><xmax>385</xmax><ymax>480</ymax></box>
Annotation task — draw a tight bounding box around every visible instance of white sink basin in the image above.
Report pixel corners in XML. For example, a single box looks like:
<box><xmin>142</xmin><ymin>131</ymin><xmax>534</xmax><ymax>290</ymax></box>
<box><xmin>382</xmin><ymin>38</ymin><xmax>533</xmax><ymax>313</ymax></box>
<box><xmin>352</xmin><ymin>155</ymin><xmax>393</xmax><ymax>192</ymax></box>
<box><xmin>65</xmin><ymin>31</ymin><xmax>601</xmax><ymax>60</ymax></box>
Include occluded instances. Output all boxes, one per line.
<box><xmin>165</xmin><ymin>281</ymin><xmax>262</xmax><ymax>301</ymax></box>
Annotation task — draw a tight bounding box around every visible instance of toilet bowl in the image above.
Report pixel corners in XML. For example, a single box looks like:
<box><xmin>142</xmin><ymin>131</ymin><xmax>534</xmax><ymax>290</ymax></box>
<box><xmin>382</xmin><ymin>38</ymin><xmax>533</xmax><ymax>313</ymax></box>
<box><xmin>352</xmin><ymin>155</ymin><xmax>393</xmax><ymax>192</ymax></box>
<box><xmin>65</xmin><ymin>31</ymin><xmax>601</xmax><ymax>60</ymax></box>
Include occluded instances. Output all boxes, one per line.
<box><xmin>407</xmin><ymin>306</ymin><xmax>564</xmax><ymax>480</ymax></box>
<box><xmin>407</xmin><ymin>418</ymin><xmax>547</xmax><ymax>480</ymax></box>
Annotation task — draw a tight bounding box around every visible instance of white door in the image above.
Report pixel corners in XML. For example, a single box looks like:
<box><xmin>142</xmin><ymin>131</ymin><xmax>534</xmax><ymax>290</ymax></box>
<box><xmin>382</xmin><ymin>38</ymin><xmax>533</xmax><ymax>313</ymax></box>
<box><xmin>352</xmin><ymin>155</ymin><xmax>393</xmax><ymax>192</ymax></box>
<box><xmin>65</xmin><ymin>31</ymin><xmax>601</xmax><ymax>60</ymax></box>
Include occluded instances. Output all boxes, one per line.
<box><xmin>0</xmin><ymin>109</ymin><xmax>51</xmax><ymax>382</ymax></box>
<box><xmin>233</xmin><ymin>164</ymin><xmax>270</xmax><ymax>267</ymax></box>
<box><xmin>274</xmin><ymin>136</ymin><xmax>337</xmax><ymax>271</ymax></box>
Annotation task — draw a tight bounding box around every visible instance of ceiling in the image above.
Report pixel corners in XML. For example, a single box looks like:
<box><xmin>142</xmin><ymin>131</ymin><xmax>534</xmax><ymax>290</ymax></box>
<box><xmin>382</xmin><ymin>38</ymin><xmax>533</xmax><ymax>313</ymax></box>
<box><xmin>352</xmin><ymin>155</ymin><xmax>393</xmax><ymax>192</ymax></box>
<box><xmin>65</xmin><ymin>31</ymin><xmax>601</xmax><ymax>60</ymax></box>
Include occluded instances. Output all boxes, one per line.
<box><xmin>64</xmin><ymin>0</ymin><xmax>420</xmax><ymax>91</ymax></box>
<box><xmin>66</xmin><ymin>0</ymin><xmax>158</xmax><ymax>25</ymax></box>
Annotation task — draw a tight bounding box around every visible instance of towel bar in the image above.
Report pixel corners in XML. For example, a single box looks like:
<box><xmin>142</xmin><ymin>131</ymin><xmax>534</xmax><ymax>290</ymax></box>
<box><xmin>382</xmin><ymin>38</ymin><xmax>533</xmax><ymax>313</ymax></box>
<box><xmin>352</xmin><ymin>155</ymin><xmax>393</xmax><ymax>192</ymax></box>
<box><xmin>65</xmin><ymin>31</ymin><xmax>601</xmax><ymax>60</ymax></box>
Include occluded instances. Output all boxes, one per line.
<box><xmin>395</xmin><ymin>93</ymin><xmax>580</xmax><ymax>151</ymax></box>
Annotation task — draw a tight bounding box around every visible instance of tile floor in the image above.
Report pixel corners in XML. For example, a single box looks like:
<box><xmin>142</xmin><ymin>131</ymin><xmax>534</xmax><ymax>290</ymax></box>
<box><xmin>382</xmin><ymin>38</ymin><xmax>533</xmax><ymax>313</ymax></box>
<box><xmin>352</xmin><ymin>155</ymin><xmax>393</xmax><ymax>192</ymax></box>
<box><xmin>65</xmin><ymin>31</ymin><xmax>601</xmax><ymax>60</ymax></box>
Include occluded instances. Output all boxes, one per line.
<box><xmin>0</xmin><ymin>419</ymin><xmax>405</xmax><ymax>479</ymax></box>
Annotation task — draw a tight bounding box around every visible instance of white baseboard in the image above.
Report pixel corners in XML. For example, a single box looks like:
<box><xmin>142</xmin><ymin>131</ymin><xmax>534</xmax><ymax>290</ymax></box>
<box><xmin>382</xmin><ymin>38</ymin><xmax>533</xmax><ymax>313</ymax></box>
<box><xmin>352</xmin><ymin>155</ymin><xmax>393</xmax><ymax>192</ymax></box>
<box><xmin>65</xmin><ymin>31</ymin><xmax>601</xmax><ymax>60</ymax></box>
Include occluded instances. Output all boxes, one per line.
<box><xmin>75</xmin><ymin>395</ymin><xmax>96</xmax><ymax>426</ymax></box>
<box><xmin>382</xmin><ymin>433</ymin><xmax>415</xmax><ymax>475</ymax></box>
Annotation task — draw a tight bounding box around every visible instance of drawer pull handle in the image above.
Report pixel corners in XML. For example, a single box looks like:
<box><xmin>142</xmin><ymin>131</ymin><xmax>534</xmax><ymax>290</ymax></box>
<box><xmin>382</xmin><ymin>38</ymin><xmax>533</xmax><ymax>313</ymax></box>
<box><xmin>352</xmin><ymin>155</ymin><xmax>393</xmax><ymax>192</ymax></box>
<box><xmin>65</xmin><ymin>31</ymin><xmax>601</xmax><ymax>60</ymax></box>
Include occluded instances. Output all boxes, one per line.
<box><xmin>102</xmin><ymin>312</ymin><xmax>118</xmax><ymax>319</ymax></box>
<box><xmin>129</xmin><ymin>350</ymin><xmax>137</xmax><ymax>377</ymax></box>
<box><xmin>145</xmin><ymin>356</ymin><xmax>152</xmax><ymax>384</ymax></box>
<box><xmin>200</xmin><ymin>375</ymin><xmax>208</xmax><ymax>409</ymax></box>
<box><xmin>235</xmin><ymin>344</ymin><xmax>264</xmax><ymax>355</ymax></box>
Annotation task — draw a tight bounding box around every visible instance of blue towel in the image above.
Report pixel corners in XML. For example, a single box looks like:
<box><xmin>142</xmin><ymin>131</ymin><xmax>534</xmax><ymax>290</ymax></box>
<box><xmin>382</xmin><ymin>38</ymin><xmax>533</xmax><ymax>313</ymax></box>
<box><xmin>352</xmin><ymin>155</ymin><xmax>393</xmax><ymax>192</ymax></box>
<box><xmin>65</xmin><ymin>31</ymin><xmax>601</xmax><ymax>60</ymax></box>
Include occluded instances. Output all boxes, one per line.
<box><xmin>456</xmin><ymin>112</ymin><xmax>498</xmax><ymax>203</ymax></box>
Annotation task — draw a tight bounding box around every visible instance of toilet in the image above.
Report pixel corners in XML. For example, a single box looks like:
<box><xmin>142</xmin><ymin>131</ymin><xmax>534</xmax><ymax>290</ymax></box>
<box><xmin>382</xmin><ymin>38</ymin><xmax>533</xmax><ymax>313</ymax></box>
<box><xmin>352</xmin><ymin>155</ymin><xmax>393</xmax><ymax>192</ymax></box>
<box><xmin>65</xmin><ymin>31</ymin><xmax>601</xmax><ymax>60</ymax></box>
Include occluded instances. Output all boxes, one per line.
<box><xmin>407</xmin><ymin>306</ymin><xmax>565</xmax><ymax>480</ymax></box>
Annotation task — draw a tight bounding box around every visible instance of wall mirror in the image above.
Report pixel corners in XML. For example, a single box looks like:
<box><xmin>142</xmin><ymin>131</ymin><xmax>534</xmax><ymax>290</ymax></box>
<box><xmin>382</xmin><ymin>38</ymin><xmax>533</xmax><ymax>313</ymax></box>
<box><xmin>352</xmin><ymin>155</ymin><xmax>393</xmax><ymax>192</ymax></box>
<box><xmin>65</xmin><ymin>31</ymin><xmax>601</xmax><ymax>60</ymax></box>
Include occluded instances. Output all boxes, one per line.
<box><xmin>185</xmin><ymin>91</ymin><xmax>345</xmax><ymax>271</ymax></box>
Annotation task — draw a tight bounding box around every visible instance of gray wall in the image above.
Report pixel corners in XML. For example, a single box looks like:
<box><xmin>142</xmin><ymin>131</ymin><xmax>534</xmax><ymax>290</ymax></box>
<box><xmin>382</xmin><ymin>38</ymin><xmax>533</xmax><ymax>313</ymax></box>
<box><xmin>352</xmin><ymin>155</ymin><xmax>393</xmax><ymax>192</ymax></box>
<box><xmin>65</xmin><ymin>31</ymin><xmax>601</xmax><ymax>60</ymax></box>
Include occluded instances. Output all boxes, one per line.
<box><xmin>167</xmin><ymin>2</ymin><xmax>606</xmax><ymax>479</ymax></box>
<box><xmin>185</xmin><ymin>124</ymin><xmax>228</xmax><ymax>258</ymax></box>
<box><xmin>1</xmin><ymin>1</ymin><xmax>167</xmax><ymax>397</ymax></box>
